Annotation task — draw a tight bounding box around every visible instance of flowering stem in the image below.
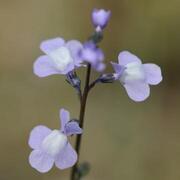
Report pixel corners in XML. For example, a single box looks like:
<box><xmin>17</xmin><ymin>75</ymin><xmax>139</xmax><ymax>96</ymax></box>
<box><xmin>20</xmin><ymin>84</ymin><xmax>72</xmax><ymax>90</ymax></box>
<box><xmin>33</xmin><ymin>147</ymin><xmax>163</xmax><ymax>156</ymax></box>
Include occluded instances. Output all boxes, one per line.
<box><xmin>70</xmin><ymin>63</ymin><xmax>91</xmax><ymax>180</ymax></box>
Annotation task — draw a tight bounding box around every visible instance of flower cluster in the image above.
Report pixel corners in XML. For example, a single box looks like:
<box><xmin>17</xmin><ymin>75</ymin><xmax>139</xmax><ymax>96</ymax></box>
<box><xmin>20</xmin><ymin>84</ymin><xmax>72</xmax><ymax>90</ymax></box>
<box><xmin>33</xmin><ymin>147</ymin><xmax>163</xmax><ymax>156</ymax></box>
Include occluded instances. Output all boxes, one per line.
<box><xmin>29</xmin><ymin>8</ymin><xmax>162</xmax><ymax>175</ymax></box>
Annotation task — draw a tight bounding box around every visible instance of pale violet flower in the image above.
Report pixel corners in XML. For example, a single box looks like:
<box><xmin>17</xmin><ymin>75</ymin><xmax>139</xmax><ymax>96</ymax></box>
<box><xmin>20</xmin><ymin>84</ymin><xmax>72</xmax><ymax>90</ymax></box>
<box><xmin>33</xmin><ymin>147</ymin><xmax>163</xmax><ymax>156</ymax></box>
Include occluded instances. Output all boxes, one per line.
<box><xmin>28</xmin><ymin>109</ymin><xmax>82</xmax><ymax>173</ymax></box>
<box><xmin>80</xmin><ymin>41</ymin><xmax>105</xmax><ymax>72</ymax></box>
<box><xmin>112</xmin><ymin>51</ymin><xmax>162</xmax><ymax>102</ymax></box>
<box><xmin>91</xmin><ymin>9</ymin><xmax>111</xmax><ymax>30</ymax></box>
<box><xmin>34</xmin><ymin>38</ymin><xmax>83</xmax><ymax>77</ymax></box>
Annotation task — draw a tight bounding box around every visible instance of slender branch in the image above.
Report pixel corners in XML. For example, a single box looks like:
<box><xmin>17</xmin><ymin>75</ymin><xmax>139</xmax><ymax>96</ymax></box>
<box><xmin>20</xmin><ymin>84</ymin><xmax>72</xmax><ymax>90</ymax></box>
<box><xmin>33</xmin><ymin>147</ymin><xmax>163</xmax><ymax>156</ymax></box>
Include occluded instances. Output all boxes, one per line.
<box><xmin>70</xmin><ymin>64</ymin><xmax>91</xmax><ymax>180</ymax></box>
<box><xmin>88</xmin><ymin>78</ymin><xmax>100</xmax><ymax>91</ymax></box>
<box><xmin>89</xmin><ymin>73</ymin><xmax>116</xmax><ymax>91</ymax></box>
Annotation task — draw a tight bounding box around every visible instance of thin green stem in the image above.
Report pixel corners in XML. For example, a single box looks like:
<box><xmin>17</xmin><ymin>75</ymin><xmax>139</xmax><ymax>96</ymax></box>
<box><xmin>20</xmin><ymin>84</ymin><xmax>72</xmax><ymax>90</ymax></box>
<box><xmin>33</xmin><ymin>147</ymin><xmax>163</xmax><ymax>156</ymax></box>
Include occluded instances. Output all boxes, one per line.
<box><xmin>70</xmin><ymin>64</ymin><xmax>91</xmax><ymax>180</ymax></box>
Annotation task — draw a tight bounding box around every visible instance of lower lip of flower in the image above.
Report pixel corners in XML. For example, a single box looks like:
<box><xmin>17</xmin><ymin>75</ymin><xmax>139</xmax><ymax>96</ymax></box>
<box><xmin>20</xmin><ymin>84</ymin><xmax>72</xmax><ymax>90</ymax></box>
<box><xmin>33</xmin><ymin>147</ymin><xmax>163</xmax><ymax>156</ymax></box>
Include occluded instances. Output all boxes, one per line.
<box><xmin>41</xmin><ymin>130</ymin><xmax>68</xmax><ymax>157</ymax></box>
<box><xmin>120</xmin><ymin>62</ymin><xmax>145</xmax><ymax>83</ymax></box>
<box><xmin>49</xmin><ymin>47</ymin><xmax>74</xmax><ymax>71</ymax></box>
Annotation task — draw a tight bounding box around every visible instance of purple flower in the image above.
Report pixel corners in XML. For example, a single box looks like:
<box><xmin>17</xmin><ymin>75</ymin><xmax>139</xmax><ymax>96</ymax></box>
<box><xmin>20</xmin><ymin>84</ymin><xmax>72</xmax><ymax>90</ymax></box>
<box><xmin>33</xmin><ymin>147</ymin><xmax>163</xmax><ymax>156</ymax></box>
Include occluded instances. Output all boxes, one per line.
<box><xmin>28</xmin><ymin>109</ymin><xmax>82</xmax><ymax>173</ymax></box>
<box><xmin>80</xmin><ymin>41</ymin><xmax>105</xmax><ymax>72</ymax></box>
<box><xmin>33</xmin><ymin>38</ymin><xmax>83</xmax><ymax>77</ymax></box>
<box><xmin>91</xmin><ymin>9</ymin><xmax>111</xmax><ymax>30</ymax></box>
<box><xmin>112</xmin><ymin>51</ymin><xmax>162</xmax><ymax>102</ymax></box>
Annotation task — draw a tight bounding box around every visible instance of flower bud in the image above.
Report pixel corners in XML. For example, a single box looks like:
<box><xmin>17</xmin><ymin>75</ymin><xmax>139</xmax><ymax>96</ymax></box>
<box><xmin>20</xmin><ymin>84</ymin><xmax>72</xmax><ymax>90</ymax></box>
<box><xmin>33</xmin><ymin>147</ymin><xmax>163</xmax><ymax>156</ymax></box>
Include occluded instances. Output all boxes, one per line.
<box><xmin>99</xmin><ymin>73</ymin><xmax>116</xmax><ymax>83</ymax></box>
<box><xmin>66</xmin><ymin>71</ymin><xmax>81</xmax><ymax>89</ymax></box>
<box><xmin>91</xmin><ymin>9</ymin><xmax>111</xmax><ymax>30</ymax></box>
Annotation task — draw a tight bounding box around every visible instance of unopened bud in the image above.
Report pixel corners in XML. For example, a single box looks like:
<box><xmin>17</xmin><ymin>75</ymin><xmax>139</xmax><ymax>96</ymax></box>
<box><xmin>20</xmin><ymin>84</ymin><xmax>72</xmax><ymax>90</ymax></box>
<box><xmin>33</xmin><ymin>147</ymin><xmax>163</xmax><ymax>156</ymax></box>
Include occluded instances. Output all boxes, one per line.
<box><xmin>66</xmin><ymin>71</ymin><xmax>81</xmax><ymax>88</ymax></box>
<box><xmin>99</xmin><ymin>73</ymin><xmax>116</xmax><ymax>83</ymax></box>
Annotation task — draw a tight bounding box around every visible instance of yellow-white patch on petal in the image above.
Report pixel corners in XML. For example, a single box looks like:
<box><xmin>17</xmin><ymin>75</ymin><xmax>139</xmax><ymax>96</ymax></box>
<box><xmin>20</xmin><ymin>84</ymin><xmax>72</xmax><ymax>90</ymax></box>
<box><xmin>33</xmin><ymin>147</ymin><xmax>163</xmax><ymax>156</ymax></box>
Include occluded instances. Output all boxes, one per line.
<box><xmin>49</xmin><ymin>47</ymin><xmax>73</xmax><ymax>71</ymax></box>
<box><xmin>120</xmin><ymin>62</ymin><xmax>145</xmax><ymax>83</ymax></box>
<box><xmin>42</xmin><ymin>130</ymin><xmax>67</xmax><ymax>157</ymax></box>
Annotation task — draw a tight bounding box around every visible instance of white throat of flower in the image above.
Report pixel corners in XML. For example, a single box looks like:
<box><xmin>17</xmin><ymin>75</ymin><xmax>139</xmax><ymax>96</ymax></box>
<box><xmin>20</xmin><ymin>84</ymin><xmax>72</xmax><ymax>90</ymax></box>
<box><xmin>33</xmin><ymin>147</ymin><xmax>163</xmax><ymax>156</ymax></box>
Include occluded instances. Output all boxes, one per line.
<box><xmin>120</xmin><ymin>62</ymin><xmax>145</xmax><ymax>83</ymax></box>
<box><xmin>42</xmin><ymin>130</ymin><xmax>68</xmax><ymax>157</ymax></box>
<box><xmin>49</xmin><ymin>46</ymin><xmax>74</xmax><ymax>72</ymax></box>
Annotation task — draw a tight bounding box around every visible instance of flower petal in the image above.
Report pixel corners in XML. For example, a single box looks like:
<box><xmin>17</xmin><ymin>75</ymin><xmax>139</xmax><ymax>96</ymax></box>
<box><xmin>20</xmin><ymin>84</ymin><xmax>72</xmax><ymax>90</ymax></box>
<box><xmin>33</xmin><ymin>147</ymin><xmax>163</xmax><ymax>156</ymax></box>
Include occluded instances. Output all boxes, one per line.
<box><xmin>96</xmin><ymin>63</ymin><xmax>106</xmax><ymax>72</ymax></box>
<box><xmin>64</xmin><ymin>121</ymin><xmax>83</xmax><ymax>136</ymax></box>
<box><xmin>96</xmin><ymin>48</ymin><xmax>104</xmax><ymax>62</ymax></box>
<box><xmin>123</xmin><ymin>81</ymin><xmax>150</xmax><ymax>102</ymax></box>
<box><xmin>28</xmin><ymin>125</ymin><xmax>52</xmax><ymax>149</ymax></box>
<box><xmin>29</xmin><ymin>150</ymin><xmax>54</xmax><ymax>173</ymax></box>
<box><xmin>111</xmin><ymin>62</ymin><xmax>125</xmax><ymax>74</ymax></box>
<box><xmin>33</xmin><ymin>55</ymin><xmax>60</xmax><ymax>77</ymax></box>
<box><xmin>81</xmin><ymin>47</ymin><xmax>97</xmax><ymax>64</ymax></box>
<box><xmin>55</xmin><ymin>143</ymin><xmax>77</xmax><ymax>169</ymax></box>
<box><xmin>40</xmin><ymin>38</ymin><xmax>65</xmax><ymax>54</ymax></box>
<box><xmin>143</xmin><ymin>63</ymin><xmax>162</xmax><ymax>85</ymax></box>
<box><xmin>92</xmin><ymin>62</ymin><xmax>106</xmax><ymax>72</ymax></box>
<box><xmin>60</xmin><ymin>109</ymin><xmax>70</xmax><ymax>132</ymax></box>
<box><xmin>66</xmin><ymin>40</ymin><xmax>83</xmax><ymax>65</ymax></box>
<box><xmin>118</xmin><ymin>51</ymin><xmax>142</xmax><ymax>66</ymax></box>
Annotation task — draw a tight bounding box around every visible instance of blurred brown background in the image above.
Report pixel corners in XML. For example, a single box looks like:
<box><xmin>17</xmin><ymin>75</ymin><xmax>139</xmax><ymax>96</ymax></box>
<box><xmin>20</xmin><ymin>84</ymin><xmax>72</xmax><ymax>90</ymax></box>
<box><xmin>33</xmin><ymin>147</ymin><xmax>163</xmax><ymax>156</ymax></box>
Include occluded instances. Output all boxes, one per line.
<box><xmin>0</xmin><ymin>0</ymin><xmax>180</xmax><ymax>179</ymax></box>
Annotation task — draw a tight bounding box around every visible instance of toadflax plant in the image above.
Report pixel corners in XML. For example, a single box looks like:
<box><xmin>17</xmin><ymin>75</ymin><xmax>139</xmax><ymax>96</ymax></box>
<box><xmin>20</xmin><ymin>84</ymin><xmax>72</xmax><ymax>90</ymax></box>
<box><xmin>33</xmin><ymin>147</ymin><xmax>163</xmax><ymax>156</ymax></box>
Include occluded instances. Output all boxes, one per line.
<box><xmin>28</xmin><ymin>8</ymin><xmax>162</xmax><ymax>180</ymax></box>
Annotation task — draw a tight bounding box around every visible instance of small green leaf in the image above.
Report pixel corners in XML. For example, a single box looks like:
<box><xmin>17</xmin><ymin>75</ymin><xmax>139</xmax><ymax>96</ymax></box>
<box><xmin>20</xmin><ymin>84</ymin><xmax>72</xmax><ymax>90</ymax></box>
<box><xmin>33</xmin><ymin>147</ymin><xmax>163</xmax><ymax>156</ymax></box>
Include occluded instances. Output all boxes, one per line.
<box><xmin>76</xmin><ymin>162</ymin><xmax>91</xmax><ymax>179</ymax></box>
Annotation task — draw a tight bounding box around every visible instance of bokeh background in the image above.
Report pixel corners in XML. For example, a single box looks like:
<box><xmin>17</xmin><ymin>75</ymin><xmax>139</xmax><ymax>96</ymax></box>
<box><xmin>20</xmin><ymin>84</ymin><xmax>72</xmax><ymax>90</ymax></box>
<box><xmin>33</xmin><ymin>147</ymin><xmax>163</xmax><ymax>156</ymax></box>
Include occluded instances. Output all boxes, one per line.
<box><xmin>0</xmin><ymin>0</ymin><xmax>180</xmax><ymax>179</ymax></box>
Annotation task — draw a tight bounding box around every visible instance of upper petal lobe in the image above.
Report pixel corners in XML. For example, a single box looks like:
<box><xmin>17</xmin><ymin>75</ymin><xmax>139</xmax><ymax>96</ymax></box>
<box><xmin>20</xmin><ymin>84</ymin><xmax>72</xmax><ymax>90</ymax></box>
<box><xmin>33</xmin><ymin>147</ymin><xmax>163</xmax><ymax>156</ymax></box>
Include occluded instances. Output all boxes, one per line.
<box><xmin>118</xmin><ymin>51</ymin><xmax>142</xmax><ymax>66</ymax></box>
<box><xmin>64</xmin><ymin>121</ymin><xmax>83</xmax><ymax>136</ymax></box>
<box><xmin>60</xmin><ymin>109</ymin><xmax>70</xmax><ymax>132</ymax></box>
<box><xmin>40</xmin><ymin>38</ymin><xmax>65</xmax><ymax>54</ymax></box>
<box><xmin>28</xmin><ymin>125</ymin><xmax>52</xmax><ymax>149</ymax></box>
<box><xmin>66</xmin><ymin>40</ymin><xmax>83</xmax><ymax>65</ymax></box>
